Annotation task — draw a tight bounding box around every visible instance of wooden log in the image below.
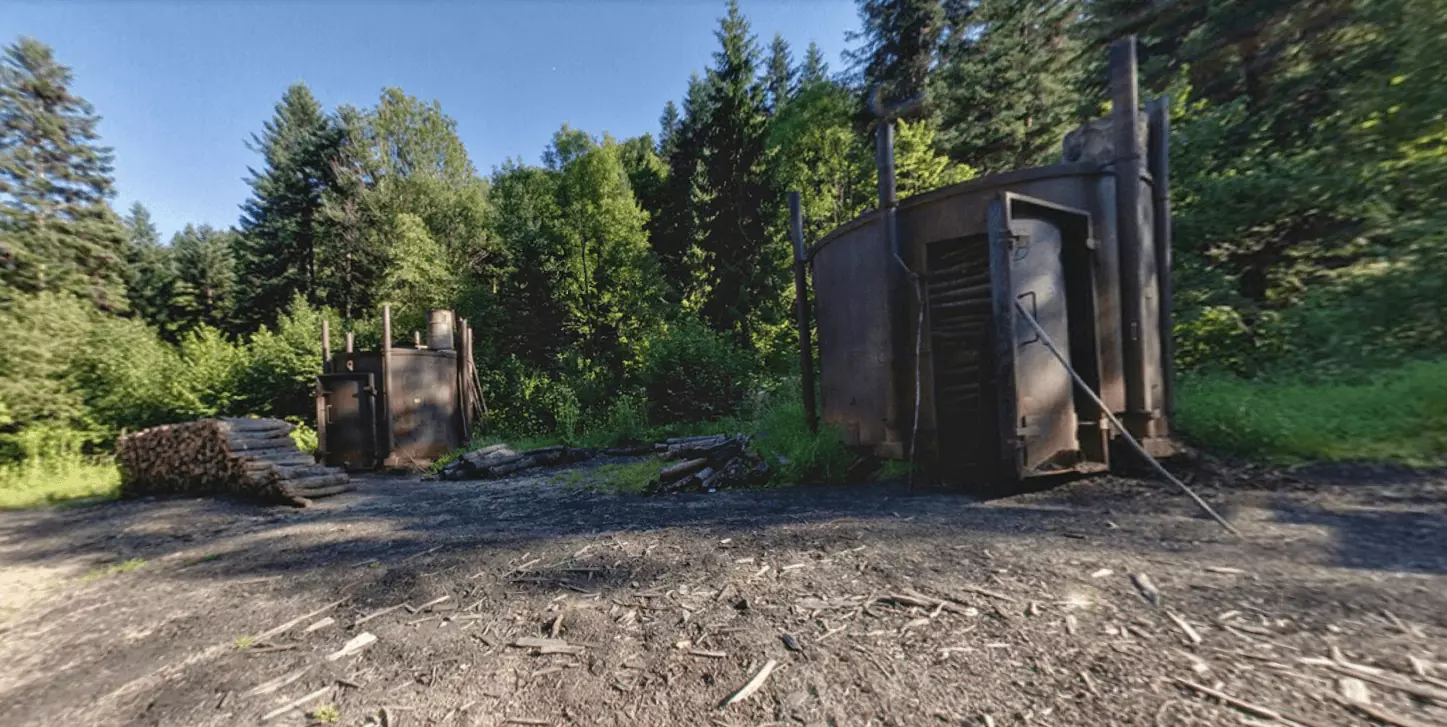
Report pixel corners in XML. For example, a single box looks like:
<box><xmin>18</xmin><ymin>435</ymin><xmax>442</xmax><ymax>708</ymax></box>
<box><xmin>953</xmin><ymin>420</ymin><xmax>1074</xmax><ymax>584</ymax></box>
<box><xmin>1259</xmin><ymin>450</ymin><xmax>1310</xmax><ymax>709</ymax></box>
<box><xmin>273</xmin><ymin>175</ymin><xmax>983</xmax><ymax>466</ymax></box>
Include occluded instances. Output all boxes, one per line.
<box><xmin>283</xmin><ymin>472</ymin><xmax>350</xmax><ymax>490</ymax></box>
<box><xmin>237</xmin><ymin>452</ymin><xmax>317</xmax><ymax>467</ymax></box>
<box><xmin>218</xmin><ymin>418</ymin><xmax>293</xmax><ymax>434</ymax></box>
<box><xmin>224</xmin><ymin>440</ymin><xmax>299</xmax><ymax>454</ymax></box>
<box><xmin>658</xmin><ymin>458</ymin><xmax>708</xmax><ymax>481</ymax></box>
<box><xmin>284</xmin><ymin>483</ymin><xmax>354</xmax><ymax>499</ymax></box>
<box><xmin>225</xmin><ymin>429</ymin><xmax>293</xmax><ymax>446</ymax></box>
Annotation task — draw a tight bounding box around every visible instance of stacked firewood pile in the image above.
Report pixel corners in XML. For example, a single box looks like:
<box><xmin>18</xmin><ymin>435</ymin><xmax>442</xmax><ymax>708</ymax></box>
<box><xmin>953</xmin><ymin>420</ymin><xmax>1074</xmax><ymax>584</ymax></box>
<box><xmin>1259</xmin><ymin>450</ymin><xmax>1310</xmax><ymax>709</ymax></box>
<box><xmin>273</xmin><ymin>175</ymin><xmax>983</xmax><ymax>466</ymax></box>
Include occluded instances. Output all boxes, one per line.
<box><xmin>437</xmin><ymin>444</ymin><xmax>598</xmax><ymax>480</ymax></box>
<box><xmin>116</xmin><ymin>418</ymin><xmax>352</xmax><ymax>507</ymax></box>
<box><xmin>644</xmin><ymin>434</ymin><xmax>770</xmax><ymax>494</ymax></box>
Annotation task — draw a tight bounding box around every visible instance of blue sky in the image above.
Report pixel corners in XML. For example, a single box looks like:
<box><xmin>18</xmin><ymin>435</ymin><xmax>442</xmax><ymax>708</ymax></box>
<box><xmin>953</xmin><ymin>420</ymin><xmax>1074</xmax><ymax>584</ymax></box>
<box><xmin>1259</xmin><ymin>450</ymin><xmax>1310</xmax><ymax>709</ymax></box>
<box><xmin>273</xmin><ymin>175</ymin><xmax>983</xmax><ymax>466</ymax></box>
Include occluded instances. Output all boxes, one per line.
<box><xmin>2</xmin><ymin>1</ymin><xmax>862</xmax><ymax>240</ymax></box>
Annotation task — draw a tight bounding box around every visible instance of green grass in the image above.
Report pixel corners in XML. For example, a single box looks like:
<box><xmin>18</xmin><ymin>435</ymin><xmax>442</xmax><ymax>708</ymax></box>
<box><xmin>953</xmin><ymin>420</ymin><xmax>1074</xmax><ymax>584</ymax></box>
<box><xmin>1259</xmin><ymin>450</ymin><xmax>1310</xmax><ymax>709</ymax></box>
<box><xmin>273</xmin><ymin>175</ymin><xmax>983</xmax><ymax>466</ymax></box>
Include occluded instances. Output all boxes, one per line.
<box><xmin>0</xmin><ymin>456</ymin><xmax>121</xmax><ymax>510</ymax></box>
<box><xmin>308</xmin><ymin>705</ymin><xmax>340</xmax><ymax>724</ymax></box>
<box><xmin>79</xmin><ymin>557</ymin><xmax>147</xmax><ymax>583</ymax></box>
<box><xmin>465</xmin><ymin>383</ymin><xmax>854</xmax><ymax>488</ymax></box>
<box><xmin>584</xmin><ymin>460</ymin><xmax>662</xmax><ymax>495</ymax></box>
<box><xmin>1176</xmin><ymin>358</ymin><xmax>1447</xmax><ymax>465</ymax></box>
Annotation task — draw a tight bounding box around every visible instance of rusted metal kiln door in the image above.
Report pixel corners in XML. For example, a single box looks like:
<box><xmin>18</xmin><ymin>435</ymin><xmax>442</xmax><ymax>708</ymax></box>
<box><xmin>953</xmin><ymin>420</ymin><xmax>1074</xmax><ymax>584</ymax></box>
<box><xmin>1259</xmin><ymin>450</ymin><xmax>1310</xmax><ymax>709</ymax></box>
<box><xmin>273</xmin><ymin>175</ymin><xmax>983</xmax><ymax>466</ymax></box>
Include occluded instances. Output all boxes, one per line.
<box><xmin>1008</xmin><ymin>215</ymin><xmax>1078</xmax><ymax>472</ymax></box>
<box><xmin>319</xmin><ymin>372</ymin><xmax>377</xmax><ymax>470</ymax></box>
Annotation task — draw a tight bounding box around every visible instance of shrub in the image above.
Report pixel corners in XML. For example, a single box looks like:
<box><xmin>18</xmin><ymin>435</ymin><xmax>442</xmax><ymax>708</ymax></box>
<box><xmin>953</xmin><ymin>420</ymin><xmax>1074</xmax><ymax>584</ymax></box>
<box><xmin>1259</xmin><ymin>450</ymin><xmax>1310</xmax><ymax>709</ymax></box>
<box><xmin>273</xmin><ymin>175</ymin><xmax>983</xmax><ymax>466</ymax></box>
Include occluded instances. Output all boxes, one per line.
<box><xmin>175</xmin><ymin>326</ymin><xmax>246</xmax><ymax>417</ymax></box>
<box><xmin>235</xmin><ymin>297</ymin><xmax>329</xmax><ymax>419</ymax></box>
<box><xmin>641</xmin><ymin>319</ymin><xmax>755</xmax><ymax>424</ymax></box>
<box><xmin>486</xmin><ymin>362</ymin><xmax>583</xmax><ymax>438</ymax></box>
<box><xmin>71</xmin><ymin>314</ymin><xmax>192</xmax><ymax>436</ymax></box>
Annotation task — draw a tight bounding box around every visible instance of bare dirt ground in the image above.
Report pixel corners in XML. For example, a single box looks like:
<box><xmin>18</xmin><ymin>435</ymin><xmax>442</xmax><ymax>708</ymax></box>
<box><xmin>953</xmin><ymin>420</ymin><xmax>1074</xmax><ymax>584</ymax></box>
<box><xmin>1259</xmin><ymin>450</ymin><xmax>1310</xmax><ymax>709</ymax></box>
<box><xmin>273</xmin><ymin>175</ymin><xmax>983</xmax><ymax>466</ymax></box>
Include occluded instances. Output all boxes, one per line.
<box><xmin>1</xmin><ymin>459</ymin><xmax>1445</xmax><ymax>727</ymax></box>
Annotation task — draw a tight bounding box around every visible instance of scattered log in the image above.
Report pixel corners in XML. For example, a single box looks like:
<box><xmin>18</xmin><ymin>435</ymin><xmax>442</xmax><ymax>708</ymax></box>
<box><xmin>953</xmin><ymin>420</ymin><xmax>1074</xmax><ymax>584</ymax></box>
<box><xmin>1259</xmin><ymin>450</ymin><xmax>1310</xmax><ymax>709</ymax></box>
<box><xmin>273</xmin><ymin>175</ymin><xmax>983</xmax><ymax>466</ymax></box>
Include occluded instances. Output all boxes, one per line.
<box><xmin>439</xmin><ymin>445</ymin><xmax>597</xmax><ymax>481</ymax></box>
<box><xmin>116</xmin><ymin>418</ymin><xmax>351</xmax><ymax>507</ymax></box>
<box><xmin>658</xmin><ymin>458</ymin><xmax>709</xmax><ymax>482</ymax></box>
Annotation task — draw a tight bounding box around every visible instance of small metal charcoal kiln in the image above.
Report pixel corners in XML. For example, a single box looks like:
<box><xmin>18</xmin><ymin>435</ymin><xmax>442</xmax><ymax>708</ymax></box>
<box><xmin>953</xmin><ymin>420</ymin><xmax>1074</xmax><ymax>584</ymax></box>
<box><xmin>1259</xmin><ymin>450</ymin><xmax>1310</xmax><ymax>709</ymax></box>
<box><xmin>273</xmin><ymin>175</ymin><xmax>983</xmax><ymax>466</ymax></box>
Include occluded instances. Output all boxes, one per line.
<box><xmin>804</xmin><ymin>37</ymin><xmax>1175</xmax><ymax>485</ymax></box>
<box><xmin>315</xmin><ymin>307</ymin><xmax>483</xmax><ymax>470</ymax></box>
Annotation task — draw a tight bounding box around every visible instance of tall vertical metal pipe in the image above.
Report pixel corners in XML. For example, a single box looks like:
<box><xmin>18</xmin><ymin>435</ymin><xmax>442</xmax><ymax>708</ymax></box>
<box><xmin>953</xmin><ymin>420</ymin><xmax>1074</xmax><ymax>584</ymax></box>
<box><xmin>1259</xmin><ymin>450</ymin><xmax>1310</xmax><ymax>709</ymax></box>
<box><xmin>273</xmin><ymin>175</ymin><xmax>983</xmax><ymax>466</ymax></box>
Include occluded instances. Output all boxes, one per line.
<box><xmin>380</xmin><ymin>304</ymin><xmax>395</xmax><ymax>467</ymax></box>
<box><xmin>788</xmin><ymin>192</ymin><xmax>818</xmax><ymax>434</ymax></box>
<box><xmin>321</xmin><ymin>320</ymin><xmax>332</xmax><ymax>373</ymax></box>
<box><xmin>876</xmin><ymin>119</ymin><xmax>909</xmax><ymax>456</ymax></box>
<box><xmin>456</xmin><ymin>316</ymin><xmax>471</xmax><ymax>443</ymax></box>
<box><xmin>1147</xmin><ymin>96</ymin><xmax>1175</xmax><ymax>425</ymax></box>
<box><xmin>1110</xmin><ymin>36</ymin><xmax>1150</xmax><ymax>436</ymax></box>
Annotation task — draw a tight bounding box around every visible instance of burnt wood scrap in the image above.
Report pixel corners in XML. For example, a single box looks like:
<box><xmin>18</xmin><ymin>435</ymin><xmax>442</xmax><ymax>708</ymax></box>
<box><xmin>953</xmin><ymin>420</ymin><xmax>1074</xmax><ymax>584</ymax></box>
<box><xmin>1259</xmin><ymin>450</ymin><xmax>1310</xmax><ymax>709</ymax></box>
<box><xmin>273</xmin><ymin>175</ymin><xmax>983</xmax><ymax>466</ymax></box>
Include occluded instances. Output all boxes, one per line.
<box><xmin>436</xmin><ymin>433</ymin><xmax>770</xmax><ymax>493</ymax></box>
<box><xmin>644</xmin><ymin>434</ymin><xmax>770</xmax><ymax>495</ymax></box>
<box><xmin>437</xmin><ymin>444</ymin><xmax>598</xmax><ymax>480</ymax></box>
<box><xmin>115</xmin><ymin>418</ymin><xmax>352</xmax><ymax>507</ymax></box>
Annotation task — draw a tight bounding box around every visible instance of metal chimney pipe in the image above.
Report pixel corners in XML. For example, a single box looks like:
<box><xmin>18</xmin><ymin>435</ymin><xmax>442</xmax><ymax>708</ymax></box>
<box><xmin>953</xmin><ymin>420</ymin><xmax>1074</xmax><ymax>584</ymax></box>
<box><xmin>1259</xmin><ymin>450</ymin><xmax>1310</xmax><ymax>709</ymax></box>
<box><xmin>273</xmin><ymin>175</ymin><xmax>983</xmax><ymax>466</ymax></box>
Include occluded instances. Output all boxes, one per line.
<box><xmin>1110</xmin><ymin>36</ymin><xmax>1151</xmax><ymax>436</ymax></box>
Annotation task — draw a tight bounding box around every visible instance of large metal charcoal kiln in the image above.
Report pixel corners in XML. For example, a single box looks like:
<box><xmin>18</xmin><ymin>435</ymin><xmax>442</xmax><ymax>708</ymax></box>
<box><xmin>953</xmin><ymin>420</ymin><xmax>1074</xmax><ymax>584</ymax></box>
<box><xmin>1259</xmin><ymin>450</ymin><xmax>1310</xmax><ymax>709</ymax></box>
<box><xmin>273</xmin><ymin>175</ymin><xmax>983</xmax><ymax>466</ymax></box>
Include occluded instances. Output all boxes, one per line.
<box><xmin>315</xmin><ymin>307</ymin><xmax>482</xmax><ymax>470</ymax></box>
<box><xmin>806</xmin><ymin>38</ymin><xmax>1174</xmax><ymax>484</ymax></box>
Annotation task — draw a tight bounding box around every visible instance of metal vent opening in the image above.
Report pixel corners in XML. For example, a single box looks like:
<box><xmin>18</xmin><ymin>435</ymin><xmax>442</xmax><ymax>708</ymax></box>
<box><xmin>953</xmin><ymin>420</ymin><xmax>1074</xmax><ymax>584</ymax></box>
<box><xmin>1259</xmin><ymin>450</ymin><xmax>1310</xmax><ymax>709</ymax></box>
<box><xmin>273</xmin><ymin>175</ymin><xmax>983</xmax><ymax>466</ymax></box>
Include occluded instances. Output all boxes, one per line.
<box><xmin>927</xmin><ymin>233</ymin><xmax>992</xmax><ymax>471</ymax></box>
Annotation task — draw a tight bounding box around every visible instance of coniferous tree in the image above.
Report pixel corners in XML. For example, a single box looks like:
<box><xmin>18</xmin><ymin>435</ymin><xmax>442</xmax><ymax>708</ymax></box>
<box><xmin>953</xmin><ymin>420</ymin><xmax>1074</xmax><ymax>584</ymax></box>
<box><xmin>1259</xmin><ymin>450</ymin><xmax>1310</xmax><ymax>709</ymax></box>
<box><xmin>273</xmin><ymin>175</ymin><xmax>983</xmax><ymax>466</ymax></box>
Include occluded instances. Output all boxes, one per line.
<box><xmin>654</xmin><ymin>74</ymin><xmax>713</xmax><ymax>306</ymax></box>
<box><xmin>657</xmin><ymin>101</ymin><xmax>681</xmax><ymax>158</ymax></box>
<box><xmin>845</xmin><ymin>0</ymin><xmax>946</xmax><ymax>110</ymax></box>
<box><xmin>0</xmin><ymin>37</ymin><xmax>128</xmax><ymax>310</ymax></box>
<box><xmin>933</xmin><ymin>0</ymin><xmax>1085</xmax><ymax>173</ymax></box>
<box><xmin>122</xmin><ymin>203</ymin><xmax>181</xmax><ymax>337</ymax></box>
<box><xmin>764</xmin><ymin>33</ymin><xmax>796</xmax><ymax>113</ymax></box>
<box><xmin>618</xmin><ymin>134</ymin><xmax>669</xmax><ymax>256</ymax></box>
<box><xmin>171</xmin><ymin>224</ymin><xmax>239</xmax><ymax>333</ymax></box>
<box><xmin>800</xmin><ymin>41</ymin><xmax>831</xmax><ymax>87</ymax></box>
<box><xmin>696</xmin><ymin>0</ymin><xmax>780</xmax><ymax>345</ymax></box>
<box><xmin>235</xmin><ymin>83</ymin><xmax>339</xmax><ymax>330</ymax></box>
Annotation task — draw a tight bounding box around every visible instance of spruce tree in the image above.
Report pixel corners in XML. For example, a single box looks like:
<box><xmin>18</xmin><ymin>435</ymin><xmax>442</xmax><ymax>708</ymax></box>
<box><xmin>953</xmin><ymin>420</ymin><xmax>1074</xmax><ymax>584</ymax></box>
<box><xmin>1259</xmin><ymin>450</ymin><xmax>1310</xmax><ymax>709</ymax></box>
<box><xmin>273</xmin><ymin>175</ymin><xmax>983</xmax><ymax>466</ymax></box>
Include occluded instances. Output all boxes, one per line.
<box><xmin>235</xmin><ymin>83</ymin><xmax>338</xmax><ymax>330</ymax></box>
<box><xmin>764</xmin><ymin>33</ymin><xmax>796</xmax><ymax>113</ymax></box>
<box><xmin>0</xmin><ymin>37</ymin><xmax>128</xmax><ymax>310</ymax></box>
<box><xmin>171</xmin><ymin>224</ymin><xmax>239</xmax><ymax>333</ymax></box>
<box><xmin>122</xmin><ymin>203</ymin><xmax>181</xmax><ymax>337</ymax></box>
<box><xmin>845</xmin><ymin>0</ymin><xmax>946</xmax><ymax>110</ymax></box>
<box><xmin>697</xmin><ymin>0</ymin><xmax>779</xmax><ymax>344</ymax></box>
<box><xmin>657</xmin><ymin>101</ymin><xmax>681</xmax><ymax>158</ymax></box>
<box><xmin>933</xmin><ymin>0</ymin><xmax>1086</xmax><ymax>173</ymax></box>
<box><xmin>654</xmin><ymin>74</ymin><xmax>713</xmax><ymax>306</ymax></box>
<box><xmin>800</xmin><ymin>41</ymin><xmax>831</xmax><ymax>87</ymax></box>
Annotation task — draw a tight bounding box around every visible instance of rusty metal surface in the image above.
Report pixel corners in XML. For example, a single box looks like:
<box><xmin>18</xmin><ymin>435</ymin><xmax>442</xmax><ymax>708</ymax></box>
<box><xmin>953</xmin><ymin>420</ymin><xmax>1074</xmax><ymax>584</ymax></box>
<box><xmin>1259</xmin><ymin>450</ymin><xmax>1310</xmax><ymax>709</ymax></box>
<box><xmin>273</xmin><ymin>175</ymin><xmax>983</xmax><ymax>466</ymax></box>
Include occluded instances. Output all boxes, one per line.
<box><xmin>427</xmin><ymin>309</ymin><xmax>455</xmax><ymax>351</ymax></box>
<box><xmin>811</xmin><ymin>163</ymin><xmax>1156</xmax><ymax>479</ymax></box>
<box><xmin>810</xmin><ymin>213</ymin><xmax>899</xmax><ymax>455</ymax></box>
<box><xmin>318</xmin><ymin>372</ymin><xmax>377</xmax><ymax>470</ymax></box>
<box><xmin>1007</xmin><ymin>215</ymin><xmax>1078</xmax><ymax>471</ymax></box>
<box><xmin>328</xmin><ymin>349</ymin><xmax>461</xmax><ymax>468</ymax></box>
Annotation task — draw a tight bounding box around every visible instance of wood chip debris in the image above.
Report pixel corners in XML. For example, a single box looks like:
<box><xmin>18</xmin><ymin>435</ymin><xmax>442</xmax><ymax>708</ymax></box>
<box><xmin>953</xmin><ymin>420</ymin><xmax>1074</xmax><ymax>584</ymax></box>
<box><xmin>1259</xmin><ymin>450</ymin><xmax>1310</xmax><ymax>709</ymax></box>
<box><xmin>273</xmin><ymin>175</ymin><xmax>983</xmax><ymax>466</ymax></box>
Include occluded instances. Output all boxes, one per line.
<box><xmin>245</xmin><ymin>665</ymin><xmax>312</xmax><ymax>697</ymax></box>
<box><xmin>260</xmin><ymin>685</ymin><xmax>332</xmax><ymax>721</ymax></box>
<box><xmin>303</xmin><ymin>617</ymin><xmax>335</xmax><ymax>634</ymax></box>
<box><xmin>1336</xmin><ymin>676</ymin><xmax>1371</xmax><ymax>705</ymax></box>
<box><xmin>1172</xmin><ymin>677</ymin><xmax>1320</xmax><ymax>726</ymax></box>
<box><xmin>721</xmin><ymin>659</ymin><xmax>778</xmax><ymax>708</ymax></box>
<box><xmin>1130</xmin><ymin>572</ymin><xmax>1160</xmax><ymax>607</ymax></box>
<box><xmin>326</xmin><ymin>632</ymin><xmax>377</xmax><ymax>661</ymax></box>
<box><xmin>254</xmin><ymin>598</ymin><xmax>346</xmax><ymax>643</ymax></box>
<box><xmin>1327</xmin><ymin>691</ymin><xmax>1434</xmax><ymax>727</ymax></box>
<box><xmin>512</xmin><ymin>637</ymin><xmax>585</xmax><ymax>655</ymax></box>
<box><xmin>1166</xmin><ymin>611</ymin><xmax>1202</xmax><ymax>645</ymax></box>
